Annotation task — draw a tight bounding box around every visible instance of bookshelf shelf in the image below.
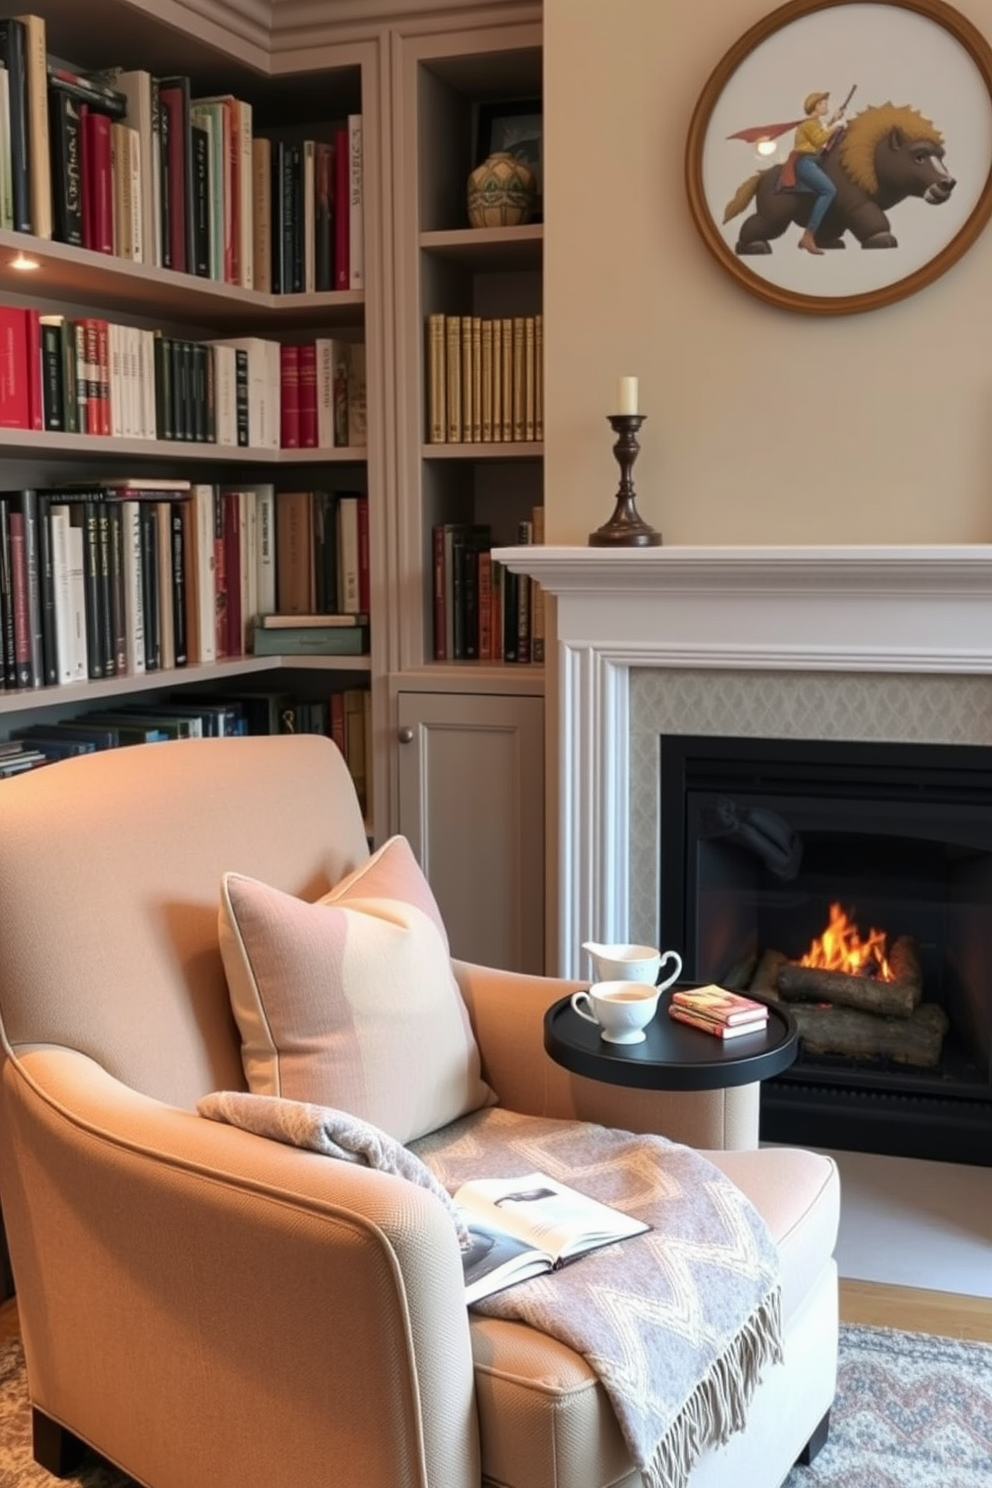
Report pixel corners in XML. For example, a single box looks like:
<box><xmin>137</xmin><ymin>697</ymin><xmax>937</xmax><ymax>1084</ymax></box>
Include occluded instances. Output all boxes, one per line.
<box><xmin>0</xmin><ymin>430</ymin><xmax>367</xmax><ymax>463</ymax></box>
<box><xmin>0</xmin><ymin>653</ymin><xmax>371</xmax><ymax>718</ymax></box>
<box><xmin>419</xmin><ymin>225</ymin><xmax>542</xmax><ymax>271</ymax></box>
<box><xmin>0</xmin><ymin>232</ymin><xmax>365</xmax><ymax>331</ymax></box>
<box><xmin>422</xmin><ymin>441</ymin><xmax>543</xmax><ymax>461</ymax></box>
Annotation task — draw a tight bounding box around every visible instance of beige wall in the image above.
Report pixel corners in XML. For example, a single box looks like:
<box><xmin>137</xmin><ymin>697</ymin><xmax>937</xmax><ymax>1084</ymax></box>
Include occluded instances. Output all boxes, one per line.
<box><xmin>544</xmin><ymin>0</ymin><xmax>992</xmax><ymax>545</ymax></box>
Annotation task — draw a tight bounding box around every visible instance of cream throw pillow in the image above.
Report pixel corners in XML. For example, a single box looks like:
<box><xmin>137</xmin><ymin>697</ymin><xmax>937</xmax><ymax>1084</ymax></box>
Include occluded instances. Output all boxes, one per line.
<box><xmin>218</xmin><ymin>835</ymin><xmax>495</xmax><ymax>1143</ymax></box>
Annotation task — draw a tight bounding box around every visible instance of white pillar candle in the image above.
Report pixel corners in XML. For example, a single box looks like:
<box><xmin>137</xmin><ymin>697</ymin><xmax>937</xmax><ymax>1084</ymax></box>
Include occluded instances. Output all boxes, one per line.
<box><xmin>617</xmin><ymin>376</ymin><xmax>638</xmax><ymax>415</ymax></box>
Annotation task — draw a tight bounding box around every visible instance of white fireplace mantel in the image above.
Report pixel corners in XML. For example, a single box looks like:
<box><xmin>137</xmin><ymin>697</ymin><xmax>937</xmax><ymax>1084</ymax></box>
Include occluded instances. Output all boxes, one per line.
<box><xmin>492</xmin><ymin>545</ymin><xmax>992</xmax><ymax>975</ymax></box>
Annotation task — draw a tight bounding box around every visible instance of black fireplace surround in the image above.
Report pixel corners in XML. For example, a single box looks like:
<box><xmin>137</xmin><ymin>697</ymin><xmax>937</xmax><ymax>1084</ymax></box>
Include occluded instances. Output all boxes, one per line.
<box><xmin>659</xmin><ymin>735</ymin><xmax>992</xmax><ymax>1167</ymax></box>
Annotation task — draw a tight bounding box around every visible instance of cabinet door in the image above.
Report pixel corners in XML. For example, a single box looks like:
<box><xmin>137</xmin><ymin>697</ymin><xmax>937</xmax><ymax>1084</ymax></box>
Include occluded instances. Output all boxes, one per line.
<box><xmin>397</xmin><ymin>692</ymin><xmax>544</xmax><ymax>973</ymax></box>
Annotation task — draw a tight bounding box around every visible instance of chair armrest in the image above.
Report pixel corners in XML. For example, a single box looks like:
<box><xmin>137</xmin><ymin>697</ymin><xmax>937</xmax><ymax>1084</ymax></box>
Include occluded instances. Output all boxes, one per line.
<box><xmin>453</xmin><ymin>958</ymin><xmax>760</xmax><ymax>1150</ymax></box>
<box><xmin>2</xmin><ymin>1047</ymin><xmax>479</xmax><ymax>1488</ymax></box>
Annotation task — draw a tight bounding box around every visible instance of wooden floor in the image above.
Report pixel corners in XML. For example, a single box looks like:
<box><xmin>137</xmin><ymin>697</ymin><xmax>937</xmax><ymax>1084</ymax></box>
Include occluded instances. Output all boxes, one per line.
<box><xmin>3</xmin><ymin>1282</ymin><xmax>992</xmax><ymax>1349</ymax></box>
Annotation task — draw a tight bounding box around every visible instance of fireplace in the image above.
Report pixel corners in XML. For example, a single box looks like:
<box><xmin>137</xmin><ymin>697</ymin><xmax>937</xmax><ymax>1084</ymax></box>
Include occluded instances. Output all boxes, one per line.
<box><xmin>492</xmin><ymin>542</ymin><xmax>992</xmax><ymax>1164</ymax></box>
<box><xmin>659</xmin><ymin>733</ymin><xmax>992</xmax><ymax>1165</ymax></box>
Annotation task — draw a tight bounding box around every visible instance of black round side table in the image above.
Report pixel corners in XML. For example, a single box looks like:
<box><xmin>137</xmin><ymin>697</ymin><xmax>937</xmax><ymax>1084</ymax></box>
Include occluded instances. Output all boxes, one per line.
<box><xmin>544</xmin><ymin>985</ymin><xmax>799</xmax><ymax>1093</ymax></box>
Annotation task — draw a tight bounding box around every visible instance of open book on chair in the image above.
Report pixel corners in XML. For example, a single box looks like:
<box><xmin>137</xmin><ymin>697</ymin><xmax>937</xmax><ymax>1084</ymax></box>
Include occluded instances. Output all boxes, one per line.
<box><xmin>456</xmin><ymin>1170</ymin><xmax>650</xmax><ymax>1304</ymax></box>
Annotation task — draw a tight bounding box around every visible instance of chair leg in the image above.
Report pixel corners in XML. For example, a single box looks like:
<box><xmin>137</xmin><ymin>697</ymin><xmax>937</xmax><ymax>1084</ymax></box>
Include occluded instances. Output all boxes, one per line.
<box><xmin>797</xmin><ymin>1409</ymin><xmax>830</xmax><ymax>1465</ymax></box>
<box><xmin>32</xmin><ymin>1407</ymin><xmax>87</xmax><ymax>1477</ymax></box>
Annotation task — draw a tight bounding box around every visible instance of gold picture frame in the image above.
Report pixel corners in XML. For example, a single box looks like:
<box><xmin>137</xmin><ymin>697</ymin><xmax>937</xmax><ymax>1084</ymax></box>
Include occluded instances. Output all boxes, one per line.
<box><xmin>684</xmin><ymin>0</ymin><xmax>992</xmax><ymax>314</ymax></box>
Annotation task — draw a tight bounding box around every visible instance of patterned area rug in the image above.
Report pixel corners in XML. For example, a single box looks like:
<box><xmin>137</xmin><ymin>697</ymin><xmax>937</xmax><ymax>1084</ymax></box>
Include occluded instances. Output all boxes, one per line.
<box><xmin>1</xmin><ymin>1323</ymin><xmax>990</xmax><ymax>1486</ymax></box>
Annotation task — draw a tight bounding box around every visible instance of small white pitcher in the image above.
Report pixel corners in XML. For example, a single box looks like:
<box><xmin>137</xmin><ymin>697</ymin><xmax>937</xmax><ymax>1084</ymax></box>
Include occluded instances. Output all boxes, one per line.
<box><xmin>581</xmin><ymin>941</ymin><xmax>683</xmax><ymax>990</ymax></box>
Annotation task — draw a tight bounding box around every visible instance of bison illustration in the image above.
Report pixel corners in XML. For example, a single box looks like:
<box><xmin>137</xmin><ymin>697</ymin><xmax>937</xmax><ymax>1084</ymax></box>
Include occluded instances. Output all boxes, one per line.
<box><xmin>724</xmin><ymin>103</ymin><xmax>955</xmax><ymax>254</ymax></box>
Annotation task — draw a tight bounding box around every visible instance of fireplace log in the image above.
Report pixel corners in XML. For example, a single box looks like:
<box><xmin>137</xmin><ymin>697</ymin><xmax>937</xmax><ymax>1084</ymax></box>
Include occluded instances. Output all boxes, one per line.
<box><xmin>888</xmin><ymin>936</ymin><xmax>922</xmax><ymax>994</ymax></box>
<box><xmin>776</xmin><ymin>964</ymin><xmax>919</xmax><ymax>1018</ymax></box>
<box><xmin>750</xmin><ymin>949</ymin><xmax>787</xmax><ymax>998</ymax></box>
<box><xmin>791</xmin><ymin>1001</ymin><xmax>949</xmax><ymax>1068</ymax></box>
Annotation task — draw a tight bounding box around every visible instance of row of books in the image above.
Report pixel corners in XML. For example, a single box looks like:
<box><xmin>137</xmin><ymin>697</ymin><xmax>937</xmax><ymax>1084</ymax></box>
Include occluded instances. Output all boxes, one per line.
<box><xmin>0</xmin><ymin>481</ymin><xmax>371</xmax><ymax>692</ymax></box>
<box><xmin>432</xmin><ymin>511</ymin><xmax>544</xmax><ymax>664</ymax></box>
<box><xmin>667</xmin><ymin>985</ymin><xmax>770</xmax><ymax>1040</ymax></box>
<box><xmin>0</xmin><ymin>303</ymin><xmax>367</xmax><ymax>450</ymax></box>
<box><xmin>0</xmin><ymin>684</ymin><xmax>373</xmax><ymax>816</ymax></box>
<box><xmin>0</xmin><ymin>15</ymin><xmax>364</xmax><ymax>291</ymax></box>
<box><xmin>426</xmin><ymin>313</ymin><xmax>543</xmax><ymax>444</ymax></box>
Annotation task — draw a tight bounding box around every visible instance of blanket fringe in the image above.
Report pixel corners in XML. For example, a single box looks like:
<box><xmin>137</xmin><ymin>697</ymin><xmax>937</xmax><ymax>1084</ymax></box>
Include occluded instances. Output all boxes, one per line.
<box><xmin>640</xmin><ymin>1287</ymin><xmax>784</xmax><ymax>1488</ymax></box>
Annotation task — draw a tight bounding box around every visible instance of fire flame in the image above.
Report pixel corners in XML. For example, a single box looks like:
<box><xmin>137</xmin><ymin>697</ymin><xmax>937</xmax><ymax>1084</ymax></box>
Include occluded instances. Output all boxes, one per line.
<box><xmin>800</xmin><ymin>902</ymin><xmax>894</xmax><ymax>981</ymax></box>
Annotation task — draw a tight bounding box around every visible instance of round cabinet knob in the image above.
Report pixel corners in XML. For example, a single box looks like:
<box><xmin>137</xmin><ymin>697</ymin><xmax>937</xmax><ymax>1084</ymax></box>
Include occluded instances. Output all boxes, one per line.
<box><xmin>398</xmin><ymin>727</ymin><xmax>414</xmax><ymax>744</ymax></box>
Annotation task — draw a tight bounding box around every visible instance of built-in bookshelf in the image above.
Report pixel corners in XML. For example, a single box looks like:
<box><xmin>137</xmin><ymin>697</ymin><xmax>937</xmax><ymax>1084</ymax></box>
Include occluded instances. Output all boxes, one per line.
<box><xmin>0</xmin><ymin>4</ymin><xmax>380</xmax><ymax>830</ymax></box>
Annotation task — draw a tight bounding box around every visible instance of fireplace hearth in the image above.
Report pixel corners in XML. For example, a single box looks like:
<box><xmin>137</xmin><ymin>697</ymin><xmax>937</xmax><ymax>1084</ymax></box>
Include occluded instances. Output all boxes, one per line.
<box><xmin>659</xmin><ymin>734</ymin><xmax>992</xmax><ymax>1166</ymax></box>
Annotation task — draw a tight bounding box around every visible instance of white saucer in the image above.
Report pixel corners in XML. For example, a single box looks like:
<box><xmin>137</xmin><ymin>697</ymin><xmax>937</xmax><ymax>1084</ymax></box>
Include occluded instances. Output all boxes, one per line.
<box><xmin>601</xmin><ymin>1029</ymin><xmax>647</xmax><ymax>1045</ymax></box>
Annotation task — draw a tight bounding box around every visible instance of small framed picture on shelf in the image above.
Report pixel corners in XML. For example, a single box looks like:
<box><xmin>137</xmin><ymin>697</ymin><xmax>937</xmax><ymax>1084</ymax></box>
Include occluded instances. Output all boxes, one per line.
<box><xmin>477</xmin><ymin>99</ymin><xmax>543</xmax><ymax>217</ymax></box>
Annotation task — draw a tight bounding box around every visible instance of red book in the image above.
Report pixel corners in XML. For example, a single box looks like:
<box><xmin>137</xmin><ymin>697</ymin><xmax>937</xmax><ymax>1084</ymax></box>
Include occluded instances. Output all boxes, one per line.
<box><xmin>24</xmin><ymin>308</ymin><xmax>42</xmax><ymax>431</ymax></box>
<box><xmin>213</xmin><ymin>488</ymin><xmax>228</xmax><ymax>660</ymax></box>
<box><xmin>7</xmin><ymin>511</ymin><xmax>32</xmax><ymax>686</ymax></box>
<box><xmin>298</xmin><ymin>341</ymin><xmax>317</xmax><ymax>447</ymax></box>
<box><xmin>670</xmin><ymin>985</ymin><xmax>769</xmax><ymax>1026</ymax></box>
<box><xmin>82</xmin><ymin>108</ymin><xmax>113</xmax><ymax>254</ymax></box>
<box><xmin>222</xmin><ymin>488</ymin><xmax>242</xmax><ymax>656</ymax></box>
<box><xmin>279</xmin><ymin>343</ymin><xmax>300</xmax><ymax>448</ymax></box>
<box><xmin>329</xmin><ymin>690</ymin><xmax>346</xmax><ymax>755</ymax></box>
<box><xmin>0</xmin><ymin>307</ymin><xmax>31</xmax><ymax>429</ymax></box>
<box><xmin>333</xmin><ymin>125</ymin><xmax>349</xmax><ymax>290</ymax></box>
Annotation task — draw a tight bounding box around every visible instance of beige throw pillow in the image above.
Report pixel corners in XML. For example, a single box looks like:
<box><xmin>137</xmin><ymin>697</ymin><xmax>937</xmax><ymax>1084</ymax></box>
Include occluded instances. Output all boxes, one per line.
<box><xmin>218</xmin><ymin>835</ymin><xmax>495</xmax><ymax>1143</ymax></box>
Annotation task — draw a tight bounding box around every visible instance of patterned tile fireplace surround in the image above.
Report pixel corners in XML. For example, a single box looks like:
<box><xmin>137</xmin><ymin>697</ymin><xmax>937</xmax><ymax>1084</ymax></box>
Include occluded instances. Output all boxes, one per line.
<box><xmin>494</xmin><ymin>546</ymin><xmax>992</xmax><ymax>979</ymax></box>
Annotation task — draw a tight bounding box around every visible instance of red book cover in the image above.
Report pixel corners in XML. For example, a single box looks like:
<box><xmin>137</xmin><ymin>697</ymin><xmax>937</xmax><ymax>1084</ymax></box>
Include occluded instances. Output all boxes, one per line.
<box><xmin>298</xmin><ymin>341</ymin><xmax>317</xmax><ymax>447</ymax></box>
<box><xmin>222</xmin><ymin>488</ymin><xmax>242</xmax><ymax>656</ymax></box>
<box><xmin>279</xmin><ymin>342</ymin><xmax>300</xmax><ymax>448</ymax></box>
<box><xmin>670</xmin><ymin>985</ymin><xmax>769</xmax><ymax>1026</ymax></box>
<box><xmin>333</xmin><ymin>125</ymin><xmax>349</xmax><ymax>290</ymax></box>
<box><xmin>158</xmin><ymin>83</ymin><xmax>188</xmax><ymax>274</ymax></box>
<box><xmin>329</xmin><ymin>690</ymin><xmax>346</xmax><ymax>755</ymax></box>
<box><xmin>83</xmin><ymin>319</ymin><xmax>101</xmax><ymax>434</ymax></box>
<box><xmin>667</xmin><ymin>1006</ymin><xmax>765</xmax><ymax>1040</ymax></box>
<box><xmin>7</xmin><ymin>510</ymin><xmax>32</xmax><ymax>686</ymax></box>
<box><xmin>83</xmin><ymin>108</ymin><xmax>113</xmax><ymax>254</ymax></box>
<box><xmin>0</xmin><ymin>307</ymin><xmax>30</xmax><ymax>429</ymax></box>
<box><xmin>356</xmin><ymin>493</ymin><xmax>370</xmax><ymax>614</ymax></box>
<box><xmin>24</xmin><ymin>308</ymin><xmax>42</xmax><ymax>431</ymax></box>
<box><xmin>213</xmin><ymin>488</ymin><xmax>228</xmax><ymax>660</ymax></box>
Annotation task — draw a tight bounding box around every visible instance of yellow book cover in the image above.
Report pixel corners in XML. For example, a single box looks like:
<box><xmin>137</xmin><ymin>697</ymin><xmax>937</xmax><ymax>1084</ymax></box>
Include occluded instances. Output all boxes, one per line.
<box><xmin>511</xmin><ymin>317</ymin><xmax>526</xmax><ymax>443</ymax></box>
<box><xmin>446</xmin><ymin>315</ymin><xmax>462</xmax><ymax>442</ymax></box>
<box><xmin>500</xmin><ymin>317</ymin><xmax>513</xmax><ymax>442</ymax></box>
<box><xmin>534</xmin><ymin>313</ymin><xmax>544</xmax><ymax>442</ymax></box>
<box><xmin>252</xmin><ymin>137</ymin><xmax>272</xmax><ymax>293</ymax></box>
<box><xmin>460</xmin><ymin>316</ymin><xmax>474</xmax><ymax>446</ymax></box>
<box><xmin>523</xmin><ymin>315</ymin><xmax>535</xmax><ymax>442</ymax></box>
<box><xmin>480</xmin><ymin>317</ymin><xmax>493</xmax><ymax>442</ymax></box>
<box><xmin>427</xmin><ymin>313</ymin><xmax>446</xmax><ymax>443</ymax></box>
<box><xmin>492</xmin><ymin>318</ymin><xmax>503</xmax><ymax>442</ymax></box>
<box><xmin>471</xmin><ymin>315</ymin><xmax>482</xmax><ymax>442</ymax></box>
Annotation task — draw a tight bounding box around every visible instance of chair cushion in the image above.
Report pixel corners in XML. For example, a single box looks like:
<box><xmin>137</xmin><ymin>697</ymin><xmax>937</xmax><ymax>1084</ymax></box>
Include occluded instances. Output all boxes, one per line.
<box><xmin>218</xmin><ymin>834</ymin><xmax>495</xmax><ymax>1142</ymax></box>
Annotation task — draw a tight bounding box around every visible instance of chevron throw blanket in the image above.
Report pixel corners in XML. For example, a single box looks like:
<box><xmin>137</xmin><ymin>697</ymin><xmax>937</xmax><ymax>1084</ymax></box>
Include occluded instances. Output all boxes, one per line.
<box><xmin>413</xmin><ymin>1108</ymin><xmax>783</xmax><ymax>1488</ymax></box>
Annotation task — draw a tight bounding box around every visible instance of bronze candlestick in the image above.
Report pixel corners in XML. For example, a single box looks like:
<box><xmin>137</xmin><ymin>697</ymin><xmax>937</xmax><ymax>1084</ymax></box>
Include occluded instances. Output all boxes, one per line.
<box><xmin>588</xmin><ymin>414</ymin><xmax>662</xmax><ymax>547</ymax></box>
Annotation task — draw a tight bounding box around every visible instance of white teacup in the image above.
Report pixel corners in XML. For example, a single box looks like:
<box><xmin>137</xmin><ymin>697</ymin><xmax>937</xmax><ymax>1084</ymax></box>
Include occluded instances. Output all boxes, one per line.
<box><xmin>570</xmin><ymin>980</ymin><xmax>661</xmax><ymax>1044</ymax></box>
<box><xmin>582</xmin><ymin>941</ymin><xmax>683</xmax><ymax>991</ymax></box>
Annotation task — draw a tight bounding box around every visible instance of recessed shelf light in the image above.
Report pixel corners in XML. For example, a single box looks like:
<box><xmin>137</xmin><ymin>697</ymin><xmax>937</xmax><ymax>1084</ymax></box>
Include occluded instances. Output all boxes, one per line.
<box><xmin>9</xmin><ymin>254</ymin><xmax>40</xmax><ymax>271</ymax></box>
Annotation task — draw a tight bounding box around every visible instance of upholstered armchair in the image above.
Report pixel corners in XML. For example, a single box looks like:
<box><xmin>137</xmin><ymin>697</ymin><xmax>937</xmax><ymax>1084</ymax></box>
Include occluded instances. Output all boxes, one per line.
<box><xmin>0</xmin><ymin>734</ymin><xmax>839</xmax><ymax>1488</ymax></box>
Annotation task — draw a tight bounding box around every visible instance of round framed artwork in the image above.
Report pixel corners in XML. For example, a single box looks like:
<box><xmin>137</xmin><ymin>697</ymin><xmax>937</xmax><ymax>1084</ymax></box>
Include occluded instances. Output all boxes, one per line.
<box><xmin>684</xmin><ymin>0</ymin><xmax>992</xmax><ymax>314</ymax></box>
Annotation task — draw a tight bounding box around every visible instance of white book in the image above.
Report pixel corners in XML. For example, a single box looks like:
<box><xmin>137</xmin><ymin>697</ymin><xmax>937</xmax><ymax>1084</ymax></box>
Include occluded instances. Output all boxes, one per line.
<box><xmin>236</xmin><ymin>97</ymin><xmax>253</xmax><ymax>291</ymax></box>
<box><xmin>348</xmin><ymin>114</ymin><xmax>363</xmax><ymax>290</ymax></box>
<box><xmin>206</xmin><ymin>337</ymin><xmax>279</xmax><ymax>449</ymax></box>
<box><xmin>337</xmin><ymin>495</ymin><xmax>361</xmax><ymax>614</ymax></box>
<box><xmin>119</xmin><ymin>500</ymin><xmax>146</xmax><ymax>676</ymax></box>
<box><xmin>0</xmin><ymin>64</ymin><xmax>13</xmax><ymax>231</ymax></box>
<box><xmin>128</xmin><ymin>124</ymin><xmax>143</xmax><ymax>264</ymax></box>
<box><xmin>139</xmin><ymin>328</ymin><xmax>156</xmax><ymax>440</ymax></box>
<box><xmin>314</xmin><ymin>337</ymin><xmax>335</xmax><ymax>448</ymax></box>
<box><xmin>189</xmin><ymin>484</ymin><xmax>217</xmax><ymax>665</ymax></box>
<box><xmin>211</xmin><ymin>343</ymin><xmax>237</xmax><ymax>446</ymax></box>
<box><xmin>455</xmin><ymin>1170</ymin><xmax>649</xmax><ymax>1305</ymax></box>
<box><xmin>48</xmin><ymin>505</ymin><xmax>77</xmax><ymax>683</ymax></box>
<box><xmin>111</xmin><ymin>69</ymin><xmax>156</xmax><ymax>270</ymax></box>
<box><xmin>108</xmin><ymin>322</ymin><xmax>124</xmax><ymax>437</ymax></box>
<box><xmin>55</xmin><ymin>513</ymin><xmax>89</xmax><ymax>683</ymax></box>
<box><xmin>235</xmin><ymin>481</ymin><xmax>276</xmax><ymax>617</ymax></box>
<box><xmin>156</xmin><ymin>502</ymin><xmax>175</xmax><ymax>671</ymax></box>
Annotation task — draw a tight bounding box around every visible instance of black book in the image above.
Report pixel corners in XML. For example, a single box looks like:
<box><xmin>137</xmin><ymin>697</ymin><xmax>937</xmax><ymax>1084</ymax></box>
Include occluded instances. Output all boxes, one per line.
<box><xmin>157</xmin><ymin>79</ymin><xmax>171</xmax><ymax>269</ymax></box>
<box><xmin>47</xmin><ymin>85</ymin><xmax>84</xmax><ymax>246</ymax></box>
<box><xmin>233</xmin><ymin>347</ymin><xmax>249</xmax><ymax>446</ymax></box>
<box><xmin>190</xmin><ymin>120</ymin><xmax>210</xmax><ymax>277</ymax></box>
<box><xmin>153</xmin><ymin>332</ymin><xmax>174</xmax><ymax>440</ymax></box>
<box><xmin>105</xmin><ymin>502</ymin><xmax>127</xmax><ymax>675</ymax></box>
<box><xmin>0</xmin><ymin>19</ymin><xmax>31</xmax><ymax>233</ymax></box>
<box><xmin>0</xmin><ymin>498</ymin><xmax>15</xmax><ymax>689</ymax></box>
<box><xmin>8</xmin><ymin>491</ymin><xmax>45</xmax><ymax>689</ymax></box>
<box><xmin>11</xmin><ymin>719</ymin><xmax>124</xmax><ymax>751</ymax></box>
<box><xmin>191</xmin><ymin>342</ymin><xmax>207</xmax><ymax>443</ymax></box>
<box><xmin>288</xmin><ymin>142</ymin><xmax>304</xmax><ymax>293</ymax></box>
<box><xmin>95</xmin><ymin>503</ymin><xmax>116</xmax><ymax>677</ymax></box>
<box><xmin>39</xmin><ymin>316</ymin><xmax>66</xmax><ymax>431</ymax></box>
<box><xmin>170</xmin><ymin>338</ymin><xmax>188</xmax><ymax>441</ymax></box>
<box><xmin>314</xmin><ymin>140</ymin><xmax>333</xmax><ymax>292</ymax></box>
<box><xmin>314</xmin><ymin>490</ymin><xmax>339</xmax><ymax>613</ymax></box>
<box><xmin>170</xmin><ymin>502</ymin><xmax>187</xmax><ymax>666</ymax></box>
<box><xmin>139</xmin><ymin>503</ymin><xmax>160</xmax><ymax>671</ymax></box>
<box><xmin>270</xmin><ymin>139</ymin><xmax>286</xmax><ymax>293</ymax></box>
<box><xmin>35</xmin><ymin>493</ymin><xmax>58</xmax><ymax>687</ymax></box>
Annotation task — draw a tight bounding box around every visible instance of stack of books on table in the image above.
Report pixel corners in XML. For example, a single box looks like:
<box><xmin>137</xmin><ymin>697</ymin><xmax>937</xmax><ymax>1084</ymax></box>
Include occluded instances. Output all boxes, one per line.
<box><xmin>667</xmin><ymin>985</ymin><xmax>769</xmax><ymax>1040</ymax></box>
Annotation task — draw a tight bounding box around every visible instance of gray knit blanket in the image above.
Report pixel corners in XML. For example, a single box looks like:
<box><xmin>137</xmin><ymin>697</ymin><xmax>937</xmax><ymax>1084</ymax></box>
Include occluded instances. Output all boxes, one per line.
<box><xmin>198</xmin><ymin>1094</ymin><xmax>781</xmax><ymax>1488</ymax></box>
<box><xmin>413</xmin><ymin>1107</ymin><xmax>783</xmax><ymax>1488</ymax></box>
